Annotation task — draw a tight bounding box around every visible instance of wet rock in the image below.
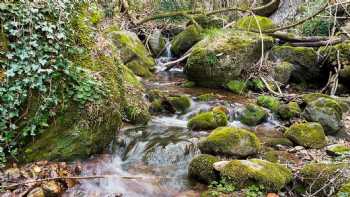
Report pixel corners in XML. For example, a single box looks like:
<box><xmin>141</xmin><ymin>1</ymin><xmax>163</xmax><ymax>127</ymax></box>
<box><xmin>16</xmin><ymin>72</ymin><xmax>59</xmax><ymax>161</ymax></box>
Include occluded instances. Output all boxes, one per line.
<box><xmin>188</xmin><ymin>111</ymin><xmax>228</xmax><ymax>131</ymax></box>
<box><xmin>338</xmin><ymin>182</ymin><xmax>350</xmax><ymax>197</ymax></box>
<box><xmin>42</xmin><ymin>181</ymin><xmax>63</xmax><ymax>196</ymax></box>
<box><xmin>257</xmin><ymin>95</ymin><xmax>280</xmax><ymax>112</ymax></box>
<box><xmin>300</xmin><ymin>163</ymin><xmax>350</xmax><ymax>193</ymax></box>
<box><xmin>110</xmin><ymin>31</ymin><xmax>155</xmax><ymax>77</ymax></box>
<box><xmin>236</xmin><ymin>16</ymin><xmax>275</xmax><ymax>31</ymax></box>
<box><xmin>270</xmin><ymin>46</ymin><xmax>324</xmax><ymax>83</ymax></box>
<box><xmin>188</xmin><ymin>154</ymin><xmax>220</xmax><ymax>183</ymax></box>
<box><xmin>149</xmin><ymin>29</ymin><xmax>166</xmax><ymax>56</ymax></box>
<box><xmin>197</xmin><ymin>93</ymin><xmax>216</xmax><ymax>102</ymax></box>
<box><xmin>219</xmin><ymin>159</ymin><xmax>292</xmax><ymax>191</ymax></box>
<box><xmin>185</xmin><ymin>29</ymin><xmax>273</xmax><ymax>87</ymax></box>
<box><xmin>277</xmin><ymin>101</ymin><xmax>301</xmax><ymax>120</ymax></box>
<box><xmin>284</xmin><ymin>122</ymin><xmax>326</xmax><ymax>149</ymax></box>
<box><xmin>326</xmin><ymin>144</ymin><xmax>350</xmax><ymax>157</ymax></box>
<box><xmin>27</xmin><ymin>187</ymin><xmax>45</xmax><ymax>197</ymax></box>
<box><xmin>226</xmin><ymin>80</ymin><xmax>247</xmax><ymax>95</ymax></box>
<box><xmin>264</xmin><ymin>137</ymin><xmax>294</xmax><ymax>147</ymax></box>
<box><xmin>239</xmin><ymin>104</ymin><xmax>268</xmax><ymax>126</ymax></box>
<box><xmin>211</xmin><ymin>105</ymin><xmax>229</xmax><ymax>115</ymax></box>
<box><xmin>273</xmin><ymin>61</ymin><xmax>294</xmax><ymax>84</ymax></box>
<box><xmin>302</xmin><ymin>94</ymin><xmax>344</xmax><ymax>135</ymax></box>
<box><xmin>168</xmin><ymin>95</ymin><xmax>191</xmax><ymax>113</ymax></box>
<box><xmin>171</xmin><ymin>25</ymin><xmax>202</xmax><ymax>57</ymax></box>
<box><xmin>198</xmin><ymin>127</ymin><xmax>261</xmax><ymax>157</ymax></box>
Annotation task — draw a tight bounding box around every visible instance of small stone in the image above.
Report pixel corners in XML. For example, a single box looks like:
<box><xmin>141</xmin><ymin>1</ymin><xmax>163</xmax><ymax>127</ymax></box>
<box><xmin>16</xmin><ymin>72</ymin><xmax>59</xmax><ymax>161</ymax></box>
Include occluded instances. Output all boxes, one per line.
<box><xmin>27</xmin><ymin>187</ymin><xmax>45</xmax><ymax>197</ymax></box>
<box><xmin>42</xmin><ymin>181</ymin><xmax>63</xmax><ymax>196</ymax></box>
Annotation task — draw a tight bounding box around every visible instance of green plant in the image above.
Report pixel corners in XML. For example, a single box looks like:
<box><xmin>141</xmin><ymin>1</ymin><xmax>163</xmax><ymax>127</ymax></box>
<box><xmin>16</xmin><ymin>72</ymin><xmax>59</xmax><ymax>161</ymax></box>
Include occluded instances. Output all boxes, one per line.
<box><xmin>245</xmin><ymin>185</ymin><xmax>265</xmax><ymax>197</ymax></box>
<box><xmin>0</xmin><ymin>0</ymin><xmax>105</xmax><ymax>166</ymax></box>
<box><xmin>207</xmin><ymin>178</ymin><xmax>236</xmax><ymax>196</ymax></box>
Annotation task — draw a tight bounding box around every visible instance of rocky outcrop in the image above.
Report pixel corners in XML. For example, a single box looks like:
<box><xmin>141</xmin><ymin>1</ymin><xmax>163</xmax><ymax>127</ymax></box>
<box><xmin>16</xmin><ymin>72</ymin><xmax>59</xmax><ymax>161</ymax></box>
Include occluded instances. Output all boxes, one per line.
<box><xmin>185</xmin><ymin>29</ymin><xmax>274</xmax><ymax>87</ymax></box>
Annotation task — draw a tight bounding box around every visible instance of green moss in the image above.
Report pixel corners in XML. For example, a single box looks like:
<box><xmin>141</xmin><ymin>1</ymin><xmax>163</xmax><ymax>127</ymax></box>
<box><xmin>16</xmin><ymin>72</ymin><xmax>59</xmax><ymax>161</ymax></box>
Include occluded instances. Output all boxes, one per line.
<box><xmin>300</xmin><ymin>163</ymin><xmax>350</xmax><ymax>193</ymax></box>
<box><xmin>109</xmin><ymin>31</ymin><xmax>155</xmax><ymax>77</ymax></box>
<box><xmin>171</xmin><ymin>25</ymin><xmax>203</xmax><ymax>57</ymax></box>
<box><xmin>236</xmin><ymin>16</ymin><xmax>275</xmax><ymax>31</ymax></box>
<box><xmin>327</xmin><ymin>144</ymin><xmax>350</xmax><ymax>156</ymax></box>
<box><xmin>220</xmin><ymin>159</ymin><xmax>292</xmax><ymax>191</ymax></box>
<box><xmin>284</xmin><ymin>122</ymin><xmax>326</xmax><ymax>149</ymax></box>
<box><xmin>302</xmin><ymin>93</ymin><xmax>334</xmax><ymax>105</ymax></box>
<box><xmin>274</xmin><ymin>61</ymin><xmax>294</xmax><ymax>84</ymax></box>
<box><xmin>149</xmin><ymin>99</ymin><xmax>163</xmax><ymax>114</ymax></box>
<box><xmin>23</xmin><ymin>102</ymin><xmax>122</xmax><ymax>162</ymax></box>
<box><xmin>240</xmin><ymin>104</ymin><xmax>268</xmax><ymax>126</ymax></box>
<box><xmin>271</xmin><ymin>45</ymin><xmax>318</xmax><ymax>67</ymax></box>
<box><xmin>188</xmin><ymin>111</ymin><xmax>228</xmax><ymax>131</ymax></box>
<box><xmin>248</xmin><ymin>79</ymin><xmax>265</xmax><ymax>92</ymax></box>
<box><xmin>169</xmin><ymin>95</ymin><xmax>191</xmax><ymax>113</ymax></box>
<box><xmin>227</xmin><ymin>80</ymin><xmax>247</xmax><ymax>95</ymax></box>
<box><xmin>188</xmin><ymin>154</ymin><xmax>220</xmax><ymax>183</ymax></box>
<box><xmin>263</xmin><ymin>150</ymin><xmax>279</xmax><ymax>163</ymax></box>
<box><xmin>185</xmin><ymin>29</ymin><xmax>274</xmax><ymax>87</ymax></box>
<box><xmin>89</xmin><ymin>5</ymin><xmax>104</xmax><ymax>25</ymax></box>
<box><xmin>277</xmin><ymin>102</ymin><xmax>301</xmax><ymax>120</ymax></box>
<box><xmin>338</xmin><ymin>182</ymin><xmax>350</xmax><ymax>197</ymax></box>
<box><xmin>257</xmin><ymin>95</ymin><xmax>280</xmax><ymax>112</ymax></box>
<box><xmin>199</xmin><ymin>127</ymin><xmax>261</xmax><ymax>157</ymax></box>
<box><xmin>198</xmin><ymin>93</ymin><xmax>216</xmax><ymax>102</ymax></box>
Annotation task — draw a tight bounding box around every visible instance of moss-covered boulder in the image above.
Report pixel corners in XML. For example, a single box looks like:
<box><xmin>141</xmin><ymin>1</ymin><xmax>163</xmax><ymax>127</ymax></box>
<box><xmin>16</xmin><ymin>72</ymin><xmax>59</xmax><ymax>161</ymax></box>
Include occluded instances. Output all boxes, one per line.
<box><xmin>188</xmin><ymin>111</ymin><xmax>228</xmax><ymax>131</ymax></box>
<box><xmin>171</xmin><ymin>25</ymin><xmax>202</xmax><ymax>57</ymax></box>
<box><xmin>257</xmin><ymin>95</ymin><xmax>280</xmax><ymax>112</ymax></box>
<box><xmin>212</xmin><ymin>105</ymin><xmax>229</xmax><ymax>115</ymax></box>
<box><xmin>273</xmin><ymin>61</ymin><xmax>294</xmax><ymax>84</ymax></box>
<box><xmin>219</xmin><ymin>159</ymin><xmax>292</xmax><ymax>191</ymax></box>
<box><xmin>110</xmin><ymin>31</ymin><xmax>155</xmax><ymax>77</ymax></box>
<box><xmin>270</xmin><ymin>46</ymin><xmax>324</xmax><ymax>83</ymax></box>
<box><xmin>239</xmin><ymin>104</ymin><xmax>268</xmax><ymax>126</ymax></box>
<box><xmin>277</xmin><ymin>102</ymin><xmax>301</xmax><ymax>120</ymax></box>
<box><xmin>197</xmin><ymin>93</ymin><xmax>216</xmax><ymax>102</ymax></box>
<box><xmin>226</xmin><ymin>80</ymin><xmax>247</xmax><ymax>94</ymax></box>
<box><xmin>198</xmin><ymin>127</ymin><xmax>261</xmax><ymax>157</ymax></box>
<box><xmin>168</xmin><ymin>95</ymin><xmax>191</xmax><ymax>113</ymax></box>
<box><xmin>302</xmin><ymin>94</ymin><xmax>344</xmax><ymax>135</ymax></box>
<box><xmin>185</xmin><ymin>29</ymin><xmax>274</xmax><ymax>87</ymax></box>
<box><xmin>300</xmin><ymin>163</ymin><xmax>350</xmax><ymax>193</ymax></box>
<box><xmin>188</xmin><ymin>154</ymin><xmax>220</xmax><ymax>183</ymax></box>
<box><xmin>338</xmin><ymin>182</ymin><xmax>350</xmax><ymax>197</ymax></box>
<box><xmin>236</xmin><ymin>16</ymin><xmax>275</xmax><ymax>31</ymax></box>
<box><xmin>149</xmin><ymin>29</ymin><xmax>166</xmax><ymax>56</ymax></box>
<box><xmin>23</xmin><ymin>102</ymin><xmax>122</xmax><ymax>162</ymax></box>
<box><xmin>284</xmin><ymin>122</ymin><xmax>326</xmax><ymax>149</ymax></box>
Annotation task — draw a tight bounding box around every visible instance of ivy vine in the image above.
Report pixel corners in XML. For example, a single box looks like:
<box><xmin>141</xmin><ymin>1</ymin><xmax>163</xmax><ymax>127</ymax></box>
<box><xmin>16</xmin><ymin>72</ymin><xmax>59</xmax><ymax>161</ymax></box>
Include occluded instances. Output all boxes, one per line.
<box><xmin>0</xmin><ymin>0</ymin><xmax>104</xmax><ymax>166</ymax></box>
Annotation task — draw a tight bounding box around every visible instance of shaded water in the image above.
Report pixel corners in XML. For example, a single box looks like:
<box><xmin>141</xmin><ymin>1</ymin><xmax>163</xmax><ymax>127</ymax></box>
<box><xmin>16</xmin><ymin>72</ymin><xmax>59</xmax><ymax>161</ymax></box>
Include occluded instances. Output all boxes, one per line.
<box><xmin>65</xmin><ymin>46</ymin><xmax>283</xmax><ymax>197</ymax></box>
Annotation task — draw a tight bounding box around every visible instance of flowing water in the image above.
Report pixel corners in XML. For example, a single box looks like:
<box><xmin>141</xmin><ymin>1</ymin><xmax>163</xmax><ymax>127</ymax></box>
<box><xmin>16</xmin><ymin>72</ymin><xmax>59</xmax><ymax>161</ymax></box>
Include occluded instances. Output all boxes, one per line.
<box><xmin>64</xmin><ymin>45</ymin><xmax>283</xmax><ymax>197</ymax></box>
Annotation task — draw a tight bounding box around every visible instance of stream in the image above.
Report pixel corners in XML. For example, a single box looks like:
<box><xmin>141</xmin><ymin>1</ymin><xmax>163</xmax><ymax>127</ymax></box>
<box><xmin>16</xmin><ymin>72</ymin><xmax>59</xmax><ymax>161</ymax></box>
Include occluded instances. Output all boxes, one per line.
<box><xmin>64</xmin><ymin>46</ymin><xmax>284</xmax><ymax>197</ymax></box>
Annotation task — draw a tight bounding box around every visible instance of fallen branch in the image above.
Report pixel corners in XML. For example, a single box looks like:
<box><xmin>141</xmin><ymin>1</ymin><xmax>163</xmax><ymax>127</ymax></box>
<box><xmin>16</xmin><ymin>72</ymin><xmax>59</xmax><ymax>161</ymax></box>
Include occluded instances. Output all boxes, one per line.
<box><xmin>136</xmin><ymin>10</ymin><xmax>202</xmax><ymax>25</ymax></box>
<box><xmin>287</xmin><ymin>37</ymin><xmax>344</xmax><ymax>47</ymax></box>
<box><xmin>269</xmin><ymin>31</ymin><xmax>332</xmax><ymax>42</ymax></box>
<box><xmin>163</xmin><ymin>51</ymin><xmax>192</xmax><ymax>71</ymax></box>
